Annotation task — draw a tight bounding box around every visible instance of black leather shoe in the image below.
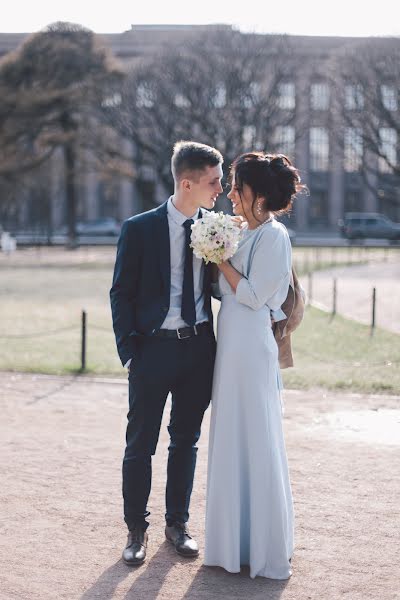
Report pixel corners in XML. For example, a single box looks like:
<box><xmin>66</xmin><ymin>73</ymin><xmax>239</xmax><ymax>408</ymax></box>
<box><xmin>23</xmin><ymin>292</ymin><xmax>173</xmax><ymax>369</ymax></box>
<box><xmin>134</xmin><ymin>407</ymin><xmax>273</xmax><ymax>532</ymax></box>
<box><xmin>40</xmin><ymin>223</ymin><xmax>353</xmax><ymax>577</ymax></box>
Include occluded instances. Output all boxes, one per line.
<box><xmin>122</xmin><ymin>526</ymin><xmax>148</xmax><ymax>565</ymax></box>
<box><xmin>165</xmin><ymin>522</ymin><xmax>199</xmax><ymax>557</ymax></box>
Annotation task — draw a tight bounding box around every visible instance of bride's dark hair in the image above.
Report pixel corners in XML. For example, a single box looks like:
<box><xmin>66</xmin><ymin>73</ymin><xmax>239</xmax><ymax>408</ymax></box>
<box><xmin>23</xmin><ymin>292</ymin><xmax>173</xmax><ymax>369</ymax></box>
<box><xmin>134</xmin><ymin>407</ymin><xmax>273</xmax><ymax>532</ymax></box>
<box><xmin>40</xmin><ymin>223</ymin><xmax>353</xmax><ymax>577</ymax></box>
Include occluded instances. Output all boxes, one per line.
<box><xmin>229</xmin><ymin>152</ymin><xmax>306</xmax><ymax>222</ymax></box>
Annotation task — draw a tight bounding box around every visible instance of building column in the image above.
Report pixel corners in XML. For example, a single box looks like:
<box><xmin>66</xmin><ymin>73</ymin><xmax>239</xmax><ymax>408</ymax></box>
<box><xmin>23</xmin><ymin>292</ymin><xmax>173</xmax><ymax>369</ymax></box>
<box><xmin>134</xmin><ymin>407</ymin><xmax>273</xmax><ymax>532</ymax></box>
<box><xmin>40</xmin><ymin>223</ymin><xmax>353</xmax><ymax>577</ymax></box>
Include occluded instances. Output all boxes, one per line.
<box><xmin>329</xmin><ymin>151</ymin><xmax>344</xmax><ymax>228</ymax></box>
<box><xmin>294</xmin><ymin>73</ymin><xmax>310</xmax><ymax>231</ymax></box>
<box><xmin>363</xmin><ymin>151</ymin><xmax>378</xmax><ymax>212</ymax></box>
<box><xmin>49</xmin><ymin>149</ymin><xmax>65</xmax><ymax>229</ymax></box>
<box><xmin>119</xmin><ymin>140</ymin><xmax>137</xmax><ymax>219</ymax></box>
<box><xmin>85</xmin><ymin>171</ymin><xmax>98</xmax><ymax>220</ymax></box>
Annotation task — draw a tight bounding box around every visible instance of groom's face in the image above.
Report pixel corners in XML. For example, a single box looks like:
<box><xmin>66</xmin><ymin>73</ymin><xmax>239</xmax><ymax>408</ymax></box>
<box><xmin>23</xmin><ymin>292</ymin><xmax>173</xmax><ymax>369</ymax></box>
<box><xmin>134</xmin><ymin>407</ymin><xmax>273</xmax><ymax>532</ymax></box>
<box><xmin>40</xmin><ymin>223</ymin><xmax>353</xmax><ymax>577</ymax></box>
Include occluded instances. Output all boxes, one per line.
<box><xmin>189</xmin><ymin>164</ymin><xmax>224</xmax><ymax>209</ymax></box>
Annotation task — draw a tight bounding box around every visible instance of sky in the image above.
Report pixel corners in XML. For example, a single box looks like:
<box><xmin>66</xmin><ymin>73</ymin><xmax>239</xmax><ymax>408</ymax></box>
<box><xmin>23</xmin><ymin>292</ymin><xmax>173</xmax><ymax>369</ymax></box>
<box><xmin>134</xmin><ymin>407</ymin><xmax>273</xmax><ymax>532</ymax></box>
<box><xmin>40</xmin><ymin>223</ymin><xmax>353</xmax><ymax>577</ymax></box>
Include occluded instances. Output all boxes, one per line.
<box><xmin>2</xmin><ymin>0</ymin><xmax>400</xmax><ymax>37</ymax></box>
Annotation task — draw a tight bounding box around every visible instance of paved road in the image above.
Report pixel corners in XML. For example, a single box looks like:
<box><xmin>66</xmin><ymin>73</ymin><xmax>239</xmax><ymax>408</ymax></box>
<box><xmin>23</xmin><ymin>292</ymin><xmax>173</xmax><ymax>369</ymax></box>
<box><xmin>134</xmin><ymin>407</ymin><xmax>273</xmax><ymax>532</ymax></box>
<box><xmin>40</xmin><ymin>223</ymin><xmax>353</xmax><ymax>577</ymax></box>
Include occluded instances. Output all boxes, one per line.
<box><xmin>310</xmin><ymin>259</ymin><xmax>400</xmax><ymax>333</ymax></box>
<box><xmin>1</xmin><ymin>372</ymin><xmax>399</xmax><ymax>600</ymax></box>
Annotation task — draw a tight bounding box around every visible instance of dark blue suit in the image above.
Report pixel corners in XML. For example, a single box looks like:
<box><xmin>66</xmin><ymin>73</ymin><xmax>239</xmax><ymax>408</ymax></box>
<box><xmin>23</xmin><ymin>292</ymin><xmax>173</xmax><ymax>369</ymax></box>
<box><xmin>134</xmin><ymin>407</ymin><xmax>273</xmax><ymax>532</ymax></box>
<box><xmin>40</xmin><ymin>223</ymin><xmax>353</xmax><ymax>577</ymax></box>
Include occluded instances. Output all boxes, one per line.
<box><xmin>110</xmin><ymin>201</ymin><xmax>216</xmax><ymax>530</ymax></box>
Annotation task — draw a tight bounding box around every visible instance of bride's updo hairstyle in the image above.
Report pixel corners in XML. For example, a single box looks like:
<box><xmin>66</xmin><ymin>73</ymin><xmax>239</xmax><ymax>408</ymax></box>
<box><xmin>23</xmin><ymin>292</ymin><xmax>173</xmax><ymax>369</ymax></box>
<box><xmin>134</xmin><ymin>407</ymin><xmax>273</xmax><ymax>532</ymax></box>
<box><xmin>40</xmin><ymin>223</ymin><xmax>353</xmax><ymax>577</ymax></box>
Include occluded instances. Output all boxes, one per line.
<box><xmin>230</xmin><ymin>152</ymin><xmax>305</xmax><ymax>220</ymax></box>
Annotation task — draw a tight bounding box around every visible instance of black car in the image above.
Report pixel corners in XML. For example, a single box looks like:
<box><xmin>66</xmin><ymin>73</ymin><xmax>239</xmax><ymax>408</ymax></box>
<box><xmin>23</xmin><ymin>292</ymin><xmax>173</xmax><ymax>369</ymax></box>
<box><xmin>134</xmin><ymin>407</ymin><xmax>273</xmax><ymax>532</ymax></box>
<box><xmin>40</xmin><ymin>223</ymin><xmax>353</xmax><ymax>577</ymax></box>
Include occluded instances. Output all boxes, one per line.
<box><xmin>57</xmin><ymin>218</ymin><xmax>121</xmax><ymax>237</ymax></box>
<box><xmin>338</xmin><ymin>212</ymin><xmax>400</xmax><ymax>242</ymax></box>
<box><xmin>75</xmin><ymin>218</ymin><xmax>121</xmax><ymax>236</ymax></box>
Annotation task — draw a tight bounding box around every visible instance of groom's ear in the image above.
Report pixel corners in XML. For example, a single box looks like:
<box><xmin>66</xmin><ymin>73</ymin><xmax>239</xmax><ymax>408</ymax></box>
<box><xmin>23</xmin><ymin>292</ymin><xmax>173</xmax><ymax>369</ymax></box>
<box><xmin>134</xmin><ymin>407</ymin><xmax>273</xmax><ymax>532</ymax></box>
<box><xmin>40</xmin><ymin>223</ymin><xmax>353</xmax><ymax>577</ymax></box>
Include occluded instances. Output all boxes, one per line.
<box><xmin>181</xmin><ymin>178</ymin><xmax>192</xmax><ymax>192</ymax></box>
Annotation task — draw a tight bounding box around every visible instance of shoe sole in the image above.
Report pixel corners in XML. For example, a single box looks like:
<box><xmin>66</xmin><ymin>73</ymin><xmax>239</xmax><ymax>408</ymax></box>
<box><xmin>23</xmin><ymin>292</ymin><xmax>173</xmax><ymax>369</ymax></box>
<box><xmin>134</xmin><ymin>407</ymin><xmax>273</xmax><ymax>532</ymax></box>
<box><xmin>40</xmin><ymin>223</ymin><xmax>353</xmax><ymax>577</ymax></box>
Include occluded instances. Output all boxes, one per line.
<box><xmin>122</xmin><ymin>556</ymin><xmax>146</xmax><ymax>566</ymax></box>
<box><xmin>165</xmin><ymin>536</ymin><xmax>199</xmax><ymax>558</ymax></box>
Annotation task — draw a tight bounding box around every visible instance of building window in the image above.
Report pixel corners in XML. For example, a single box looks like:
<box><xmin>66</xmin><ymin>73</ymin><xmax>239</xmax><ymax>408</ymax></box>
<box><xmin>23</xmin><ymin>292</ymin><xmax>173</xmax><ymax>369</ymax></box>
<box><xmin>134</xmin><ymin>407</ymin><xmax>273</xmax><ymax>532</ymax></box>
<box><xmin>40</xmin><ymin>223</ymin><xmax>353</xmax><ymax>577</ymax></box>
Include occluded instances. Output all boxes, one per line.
<box><xmin>345</xmin><ymin>84</ymin><xmax>364</xmax><ymax>110</ymax></box>
<box><xmin>136</xmin><ymin>83</ymin><xmax>154</xmax><ymax>108</ymax></box>
<box><xmin>379</xmin><ymin>191</ymin><xmax>400</xmax><ymax>221</ymax></box>
<box><xmin>309</xmin><ymin>190</ymin><xmax>329</xmax><ymax>226</ymax></box>
<box><xmin>310</xmin><ymin>83</ymin><xmax>330</xmax><ymax>110</ymax></box>
<box><xmin>244</xmin><ymin>82</ymin><xmax>261</xmax><ymax>108</ymax></box>
<box><xmin>379</xmin><ymin>127</ymin><xmax>397</xmax><ymax>173</ymax></box>
<box><xmin>213</xmin><ymin>83</ymin><xmax>226</xmax><ymax>108</ymax></box>
<box><xmin>310</xmin><ymin>127</ymin><xmax>329</xmax><ymax>171</ymax></box>
<box><xmin>344</xmin><ymin>128</ymin><xmax>363</xmax><ymax>172</ymax></box>
<box><xmin>278</xmin><ymin>82</ymin><xmax>295</xmax><ymax>110</ymax></box>
<box><xmin>101</xmin><ymin>92</ymin><xmax>122</xmax><ymax>108</ymax></box>
<box><xmin>242</xmin><ymin>125</ymin><xmax>257</xmax><ymax>148</ymax></box>
<box><xmin>274</xmin><ymin>125</ymin><xmax>295</xmax><ymax>159</ymax></box>
<box><xmin>381</xmin><ymin>85</ymin><xmax>398</xmax><ymax>111</ymax></box>
<box><xmin>98</xmin><ymin>180</ymin><xmax>120</xmax><ymax>219</ymax></box>
<box><xmin>174</xmin><ymin>93</ymin><xmax>190</xmax><ymax>108</ymax></box>
<box><xmin>344</xmin><ymin>191</ymin><xmax>362</xmax><ymax>213</ymax></box>
<box><xmin>136</xmin><ymin>178</ymin><xmax>156</xmax><ymax>212</ymax></box>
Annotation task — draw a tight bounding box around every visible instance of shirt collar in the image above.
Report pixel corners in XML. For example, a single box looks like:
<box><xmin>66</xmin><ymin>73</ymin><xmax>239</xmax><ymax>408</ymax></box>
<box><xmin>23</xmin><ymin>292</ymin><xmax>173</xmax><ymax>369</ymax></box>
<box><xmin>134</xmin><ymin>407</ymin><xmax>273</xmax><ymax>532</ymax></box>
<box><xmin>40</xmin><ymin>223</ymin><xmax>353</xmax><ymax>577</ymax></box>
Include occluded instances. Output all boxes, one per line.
<box><xmin>167</xmin><ymin>196</ymin><xmax>199</xmax><ymax>226</ymax></box>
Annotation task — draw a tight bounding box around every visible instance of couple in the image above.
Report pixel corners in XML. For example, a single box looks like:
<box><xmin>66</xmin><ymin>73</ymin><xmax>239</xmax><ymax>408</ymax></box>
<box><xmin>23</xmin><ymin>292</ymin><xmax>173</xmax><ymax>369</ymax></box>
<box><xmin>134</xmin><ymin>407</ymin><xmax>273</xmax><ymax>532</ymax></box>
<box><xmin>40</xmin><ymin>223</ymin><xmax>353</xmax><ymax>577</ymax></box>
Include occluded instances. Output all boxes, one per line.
<box><xmin>110</xmin><ymin>140</ymin><xmax>303</xmax><ymax>580</ymax></box>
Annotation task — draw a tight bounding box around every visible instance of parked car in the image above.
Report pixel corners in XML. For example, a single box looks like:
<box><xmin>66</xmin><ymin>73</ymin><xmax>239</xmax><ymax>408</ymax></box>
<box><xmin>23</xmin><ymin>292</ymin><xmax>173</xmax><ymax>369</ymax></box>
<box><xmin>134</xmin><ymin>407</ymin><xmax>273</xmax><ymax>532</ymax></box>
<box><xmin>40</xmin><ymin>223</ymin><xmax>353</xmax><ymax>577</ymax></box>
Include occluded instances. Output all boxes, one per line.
<box><xmin>338</xmin><ymin>212</ymin><xmax>400</xmax><ymax>242</ymax></box>
<box><xmin>57</xmin><ymin>218</ymin><xmax>121</xmax><ymax>237</ymax></box>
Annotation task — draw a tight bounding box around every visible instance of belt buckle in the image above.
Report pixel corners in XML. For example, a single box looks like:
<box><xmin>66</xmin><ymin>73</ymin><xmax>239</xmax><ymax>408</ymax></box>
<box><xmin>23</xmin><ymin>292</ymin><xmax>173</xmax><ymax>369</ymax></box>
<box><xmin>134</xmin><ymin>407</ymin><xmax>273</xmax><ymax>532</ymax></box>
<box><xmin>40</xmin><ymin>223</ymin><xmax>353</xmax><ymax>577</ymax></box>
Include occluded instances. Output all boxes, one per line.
<box><xmin>177</xmin><ymin>327</ymin><xmax>190</xmax><ymax>340</ymax></box>
<box><xmin>177</xmin><ymin>325</ymin><xmax>197</xmax><ymax>340</ymax></box>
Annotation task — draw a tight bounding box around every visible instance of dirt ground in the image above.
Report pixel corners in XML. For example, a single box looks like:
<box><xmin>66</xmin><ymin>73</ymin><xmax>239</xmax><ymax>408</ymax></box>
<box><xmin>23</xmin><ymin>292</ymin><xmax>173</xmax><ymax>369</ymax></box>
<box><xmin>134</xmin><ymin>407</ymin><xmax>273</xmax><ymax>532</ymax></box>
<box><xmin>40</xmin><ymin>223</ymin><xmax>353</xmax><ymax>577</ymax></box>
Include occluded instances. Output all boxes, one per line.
<box><xmin>0</xmin><ymin>371</ymin><xmax>399</xmax><ymax>600</ymax></box>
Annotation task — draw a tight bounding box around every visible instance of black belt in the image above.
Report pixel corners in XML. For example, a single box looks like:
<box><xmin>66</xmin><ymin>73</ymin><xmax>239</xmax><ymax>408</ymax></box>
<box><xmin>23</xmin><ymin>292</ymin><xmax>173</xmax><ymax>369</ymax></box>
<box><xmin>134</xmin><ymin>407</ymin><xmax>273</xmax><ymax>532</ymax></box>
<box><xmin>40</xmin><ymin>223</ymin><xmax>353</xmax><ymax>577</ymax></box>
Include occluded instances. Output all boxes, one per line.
<box><xmin>153</xmin><ymin>322</ymin><xmax>211</xmax><ymax>340</ymax></box>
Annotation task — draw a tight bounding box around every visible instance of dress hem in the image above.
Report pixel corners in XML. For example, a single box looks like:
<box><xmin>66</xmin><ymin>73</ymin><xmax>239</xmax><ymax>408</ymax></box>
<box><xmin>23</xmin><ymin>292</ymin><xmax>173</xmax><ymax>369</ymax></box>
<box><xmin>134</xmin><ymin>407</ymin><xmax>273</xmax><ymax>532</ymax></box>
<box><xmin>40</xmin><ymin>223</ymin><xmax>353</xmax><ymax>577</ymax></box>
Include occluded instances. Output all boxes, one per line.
<box><xmin>203</xmin><ymin>562</ymin><xmax>292</xmax><ymax>580</ymax></box>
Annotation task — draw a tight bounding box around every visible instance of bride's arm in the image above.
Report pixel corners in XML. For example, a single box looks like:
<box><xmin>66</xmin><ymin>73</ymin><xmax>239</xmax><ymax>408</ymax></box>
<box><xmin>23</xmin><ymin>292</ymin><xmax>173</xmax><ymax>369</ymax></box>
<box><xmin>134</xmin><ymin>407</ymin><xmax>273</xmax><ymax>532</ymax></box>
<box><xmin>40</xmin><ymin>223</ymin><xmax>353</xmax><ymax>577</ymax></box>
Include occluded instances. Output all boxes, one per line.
<box><xmin>217</xmin><ymin>261</ymin><xmax>242</xmax><ymax>292</ymax></box>
<box><xmin>220</xmin><ymin>229</ymin><xmax>291</xmax><ymax>310</ymax></box>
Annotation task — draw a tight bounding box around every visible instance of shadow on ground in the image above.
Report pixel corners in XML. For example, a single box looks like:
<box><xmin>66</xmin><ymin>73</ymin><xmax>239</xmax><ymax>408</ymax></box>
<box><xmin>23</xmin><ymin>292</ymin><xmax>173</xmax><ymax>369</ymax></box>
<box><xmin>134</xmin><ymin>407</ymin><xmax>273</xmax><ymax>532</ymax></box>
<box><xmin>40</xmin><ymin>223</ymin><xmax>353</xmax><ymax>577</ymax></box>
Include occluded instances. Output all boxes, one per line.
<box><xmin>81</xmin><ymin>541</ymin><xmax>288</xmax><ymax>600</ymax></box>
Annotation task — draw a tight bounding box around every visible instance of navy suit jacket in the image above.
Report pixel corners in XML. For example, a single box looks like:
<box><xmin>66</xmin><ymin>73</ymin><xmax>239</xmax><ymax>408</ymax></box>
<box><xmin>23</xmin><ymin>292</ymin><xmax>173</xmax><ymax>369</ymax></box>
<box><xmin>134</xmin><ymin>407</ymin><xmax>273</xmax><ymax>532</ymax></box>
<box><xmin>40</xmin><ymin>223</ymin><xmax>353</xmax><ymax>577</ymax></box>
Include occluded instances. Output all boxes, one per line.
<box><xmin>110</xmin><ymin>201</ymin><xmax>213</xmax><ymax>366</ymax></box>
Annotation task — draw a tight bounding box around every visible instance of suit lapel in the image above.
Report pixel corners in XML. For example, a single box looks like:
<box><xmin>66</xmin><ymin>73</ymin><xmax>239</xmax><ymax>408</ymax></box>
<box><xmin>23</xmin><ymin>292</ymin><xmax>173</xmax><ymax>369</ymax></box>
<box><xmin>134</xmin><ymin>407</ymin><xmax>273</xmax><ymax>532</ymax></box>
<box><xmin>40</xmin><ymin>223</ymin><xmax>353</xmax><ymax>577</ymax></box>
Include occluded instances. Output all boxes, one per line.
<box><xmin>155</xmin><ymin>202</ymin><xmax>210</xmax><ymax>298</ymax></box>
<box><xmin>155</xmin><ymin>201</ymin><xmax>171</xmax><ymax>294</ymax></box>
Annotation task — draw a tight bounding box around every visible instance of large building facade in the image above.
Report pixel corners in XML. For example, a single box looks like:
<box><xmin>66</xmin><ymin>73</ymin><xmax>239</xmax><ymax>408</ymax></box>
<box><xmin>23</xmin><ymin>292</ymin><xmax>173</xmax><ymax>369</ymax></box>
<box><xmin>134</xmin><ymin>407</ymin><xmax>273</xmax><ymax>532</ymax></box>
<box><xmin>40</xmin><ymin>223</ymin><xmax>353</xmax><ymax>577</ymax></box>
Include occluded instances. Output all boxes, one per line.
<box><xmin>1</xmin><ymin>25</ymin><xmax>399</xmax><ymax>232</ymax></box>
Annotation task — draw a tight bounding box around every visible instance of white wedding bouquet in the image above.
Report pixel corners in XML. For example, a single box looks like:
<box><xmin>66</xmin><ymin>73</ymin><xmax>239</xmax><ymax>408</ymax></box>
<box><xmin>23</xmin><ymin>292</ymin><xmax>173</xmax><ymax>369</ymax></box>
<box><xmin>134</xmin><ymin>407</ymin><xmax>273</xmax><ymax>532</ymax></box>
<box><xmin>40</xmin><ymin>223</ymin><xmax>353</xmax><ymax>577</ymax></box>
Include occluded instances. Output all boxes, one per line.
<box><xmin>190</xmin><ymin>211</ymin><xmax>243</xmax><ymax>265</ymax></box>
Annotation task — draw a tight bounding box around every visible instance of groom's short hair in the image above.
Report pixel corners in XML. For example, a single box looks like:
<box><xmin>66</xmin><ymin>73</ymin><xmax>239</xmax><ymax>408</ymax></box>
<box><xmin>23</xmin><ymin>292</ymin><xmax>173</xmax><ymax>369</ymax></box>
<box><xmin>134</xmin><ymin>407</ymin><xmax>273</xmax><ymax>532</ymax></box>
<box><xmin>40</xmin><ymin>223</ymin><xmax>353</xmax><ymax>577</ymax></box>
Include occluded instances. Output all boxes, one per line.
<box><xmin>171</xmin><ymin>141</ymin><xmax>223</xmax><ymax>182</ymax></box>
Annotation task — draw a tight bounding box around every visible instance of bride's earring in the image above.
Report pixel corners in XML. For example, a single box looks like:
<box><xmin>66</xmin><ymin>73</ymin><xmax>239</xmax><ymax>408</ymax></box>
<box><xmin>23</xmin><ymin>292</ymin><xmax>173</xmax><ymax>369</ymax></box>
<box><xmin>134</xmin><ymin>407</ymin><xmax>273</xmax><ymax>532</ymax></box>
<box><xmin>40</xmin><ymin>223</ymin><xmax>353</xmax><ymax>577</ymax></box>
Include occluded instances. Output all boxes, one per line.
<box><xmin>256</xmin><ymin>201</ymin><xmax>263</xmax><ymax>216</ymax></box>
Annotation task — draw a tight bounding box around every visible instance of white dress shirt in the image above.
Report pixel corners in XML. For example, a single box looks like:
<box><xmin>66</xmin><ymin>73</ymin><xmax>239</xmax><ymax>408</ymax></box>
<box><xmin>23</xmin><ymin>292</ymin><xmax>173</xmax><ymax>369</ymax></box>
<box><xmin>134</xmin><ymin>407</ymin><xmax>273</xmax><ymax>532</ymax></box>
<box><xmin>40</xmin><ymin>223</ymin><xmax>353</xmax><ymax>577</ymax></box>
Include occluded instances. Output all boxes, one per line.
<box><xmin>161</xmin><ymin>197</ymin><xmax>208</xmax><ymax>329</ymax></box>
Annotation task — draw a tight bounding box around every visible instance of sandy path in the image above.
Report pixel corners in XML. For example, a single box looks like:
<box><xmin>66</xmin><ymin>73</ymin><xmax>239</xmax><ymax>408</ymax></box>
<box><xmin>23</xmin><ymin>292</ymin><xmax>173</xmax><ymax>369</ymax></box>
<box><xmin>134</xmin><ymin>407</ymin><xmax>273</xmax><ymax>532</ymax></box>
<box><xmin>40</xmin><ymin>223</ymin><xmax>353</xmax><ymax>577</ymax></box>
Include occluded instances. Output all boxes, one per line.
<box><xmin>310</xmin><ymin>260</ymin><xmax>400</xmax><ymax>333</ymax></box>
<box><xmin>0</xmin><ymin>372</ymin><xmax>399</xmax><ymax>600</ymax></box>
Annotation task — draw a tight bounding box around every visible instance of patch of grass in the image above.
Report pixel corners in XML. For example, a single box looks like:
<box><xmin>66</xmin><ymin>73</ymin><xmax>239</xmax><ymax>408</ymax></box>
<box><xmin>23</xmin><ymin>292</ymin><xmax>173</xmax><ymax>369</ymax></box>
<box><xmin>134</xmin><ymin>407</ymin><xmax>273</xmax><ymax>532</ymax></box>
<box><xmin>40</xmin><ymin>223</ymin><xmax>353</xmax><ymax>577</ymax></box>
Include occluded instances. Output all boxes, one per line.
<box><xmin>0</xmin><ymin>265</ymin><xmax>121</xmax><ymax>375</ymax></box>
<box><xmin>1</xmin><ymin>259</ymin><xmax>399</xmax><ymax>393</ymax></box>
<box><xmin>292</xmin><ymin>246</ymin><xmax>398</xmax><ymax>275</ymax></box>
<box><xmin>283</xmin><ymin>306</ymin><xmax>400</xmax><ymax>394</ymax></box>
<box><xmin>294</xmin><ymin>260</ymin><xmax>367</xmax><ymax>276</ymax></box>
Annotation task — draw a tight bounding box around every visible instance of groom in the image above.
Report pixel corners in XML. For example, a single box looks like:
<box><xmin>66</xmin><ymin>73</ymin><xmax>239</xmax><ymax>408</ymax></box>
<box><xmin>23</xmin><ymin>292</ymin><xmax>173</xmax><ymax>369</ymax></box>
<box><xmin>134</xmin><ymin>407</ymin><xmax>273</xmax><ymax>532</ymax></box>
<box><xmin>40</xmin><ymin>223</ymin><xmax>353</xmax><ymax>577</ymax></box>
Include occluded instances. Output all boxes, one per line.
<box><xmin>110</xmin><ymin>141</ymin><xmax>223</xmax><ymax>565</ymax></box>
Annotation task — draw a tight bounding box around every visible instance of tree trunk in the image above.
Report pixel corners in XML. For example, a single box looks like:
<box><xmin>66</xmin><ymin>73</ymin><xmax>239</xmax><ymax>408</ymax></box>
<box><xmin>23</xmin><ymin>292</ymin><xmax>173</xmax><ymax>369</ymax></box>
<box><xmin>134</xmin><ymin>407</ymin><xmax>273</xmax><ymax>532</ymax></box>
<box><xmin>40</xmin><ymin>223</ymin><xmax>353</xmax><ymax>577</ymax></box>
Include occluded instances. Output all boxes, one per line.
<box><xmin>64</xmin><ymin>142</ymin><xmax>78</xmax><ymax>248</ymax></box>
<box><xmin>60</xmin><ymin>110</ymin><xmax>79</xmax><ymax>249</ymax></box>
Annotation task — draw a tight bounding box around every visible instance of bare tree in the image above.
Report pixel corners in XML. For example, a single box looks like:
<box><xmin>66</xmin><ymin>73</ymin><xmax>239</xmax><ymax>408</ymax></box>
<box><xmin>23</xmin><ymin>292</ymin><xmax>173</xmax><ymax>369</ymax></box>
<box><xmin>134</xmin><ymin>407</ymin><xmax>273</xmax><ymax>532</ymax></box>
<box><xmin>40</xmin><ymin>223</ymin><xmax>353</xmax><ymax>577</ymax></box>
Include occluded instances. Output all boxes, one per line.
<box><xmin>331</xmin><ymin>38</ymin><xmax>400</xmax><ymax>189</ymax></box>
<box><xmin>0</xmin><ymin>22</ymin><xmax>129</xmax><ymax>245</ymax></box>
<box><xmin>111</xmin><ymin>30</ymin><xmax>299</xmax><ymax>202</ymax></box>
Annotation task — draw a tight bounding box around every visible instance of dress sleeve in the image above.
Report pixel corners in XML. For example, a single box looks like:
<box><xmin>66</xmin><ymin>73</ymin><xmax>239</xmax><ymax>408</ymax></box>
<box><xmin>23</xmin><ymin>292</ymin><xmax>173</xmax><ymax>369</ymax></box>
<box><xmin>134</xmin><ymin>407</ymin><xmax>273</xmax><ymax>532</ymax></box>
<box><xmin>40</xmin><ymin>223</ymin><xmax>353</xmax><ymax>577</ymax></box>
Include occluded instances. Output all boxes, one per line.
<box><xmin>235</xmin><ymin>228</ymin><xmax>291</xmax><ymax>311</ymax></box>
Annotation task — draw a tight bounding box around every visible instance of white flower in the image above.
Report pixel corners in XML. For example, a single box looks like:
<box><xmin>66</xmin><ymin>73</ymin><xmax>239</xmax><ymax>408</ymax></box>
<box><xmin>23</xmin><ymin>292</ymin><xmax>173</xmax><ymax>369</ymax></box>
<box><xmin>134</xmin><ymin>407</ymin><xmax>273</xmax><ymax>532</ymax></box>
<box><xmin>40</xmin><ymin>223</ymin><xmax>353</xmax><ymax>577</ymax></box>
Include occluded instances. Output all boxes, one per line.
<box><xmin>190</xmin><ymin>211</ymin><xmax>242</xmax><ymax>264</ymax></box>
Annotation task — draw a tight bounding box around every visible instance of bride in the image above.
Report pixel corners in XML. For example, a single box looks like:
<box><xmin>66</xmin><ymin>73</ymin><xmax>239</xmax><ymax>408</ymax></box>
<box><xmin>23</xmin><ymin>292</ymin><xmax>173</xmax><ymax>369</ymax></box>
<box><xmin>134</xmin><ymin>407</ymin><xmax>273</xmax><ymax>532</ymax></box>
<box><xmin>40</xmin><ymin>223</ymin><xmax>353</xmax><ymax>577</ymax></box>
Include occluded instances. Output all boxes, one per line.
<box><xmin>204</xmin><ymin>152</ymin><xmax>304</xmax><ymax>580</ymax></box>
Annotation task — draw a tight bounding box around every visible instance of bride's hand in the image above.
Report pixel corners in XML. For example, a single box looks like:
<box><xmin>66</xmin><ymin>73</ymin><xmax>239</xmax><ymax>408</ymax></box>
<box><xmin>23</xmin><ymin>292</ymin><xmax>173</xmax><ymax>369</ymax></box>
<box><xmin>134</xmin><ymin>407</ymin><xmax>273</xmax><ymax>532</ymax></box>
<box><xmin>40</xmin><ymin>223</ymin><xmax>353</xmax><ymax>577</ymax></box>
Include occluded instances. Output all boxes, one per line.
<box><xmin>231</xmin><ymin>216</ymin><xmax>245</xmax><ymax>228</ymax></box>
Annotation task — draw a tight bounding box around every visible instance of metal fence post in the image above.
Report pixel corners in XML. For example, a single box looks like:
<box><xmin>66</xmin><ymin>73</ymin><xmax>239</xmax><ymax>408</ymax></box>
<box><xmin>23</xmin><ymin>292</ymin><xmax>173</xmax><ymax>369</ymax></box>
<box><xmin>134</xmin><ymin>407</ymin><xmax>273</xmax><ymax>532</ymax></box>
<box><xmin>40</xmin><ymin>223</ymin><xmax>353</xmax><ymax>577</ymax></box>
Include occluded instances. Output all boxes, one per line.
<box><xmin>308</xmin><ymin>271</ymin><xmax>313</xmax><ymax>304</ymax></box>
<box><xmin>81</xmin><ymin>310</ymin><xmax>87</xmax><ymax>371</ymax></box>
<box><xmin>371</xmin><ymin>288</ymin><xmax>376</xmax><ymax>336</ymax></box>
<box><xmin>332</xmin><ymin>278</ymin><xmax>337</xmax><ymax>318</ymax></box>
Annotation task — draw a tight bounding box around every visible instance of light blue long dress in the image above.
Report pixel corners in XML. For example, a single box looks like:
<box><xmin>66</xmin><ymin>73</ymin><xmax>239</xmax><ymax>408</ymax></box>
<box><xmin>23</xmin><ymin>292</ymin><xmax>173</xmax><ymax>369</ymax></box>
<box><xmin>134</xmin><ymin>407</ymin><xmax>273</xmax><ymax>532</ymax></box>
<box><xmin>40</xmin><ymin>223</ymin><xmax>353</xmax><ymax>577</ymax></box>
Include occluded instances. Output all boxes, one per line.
<box><xmin>204</xmin><ymin>218</ymin><xmax>294</xmax><ymax>580</ymax></box>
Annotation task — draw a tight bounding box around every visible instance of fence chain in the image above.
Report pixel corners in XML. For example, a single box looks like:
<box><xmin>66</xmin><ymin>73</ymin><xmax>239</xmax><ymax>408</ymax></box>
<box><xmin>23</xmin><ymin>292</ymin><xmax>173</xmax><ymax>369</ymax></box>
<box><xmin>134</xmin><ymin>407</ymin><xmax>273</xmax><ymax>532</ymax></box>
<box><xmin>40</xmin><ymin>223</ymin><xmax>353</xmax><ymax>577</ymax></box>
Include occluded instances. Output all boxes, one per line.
<box><xmin>1</xmin><ymin>325</ymin><xmax>78</xmax><ymax>339</ymax></box>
